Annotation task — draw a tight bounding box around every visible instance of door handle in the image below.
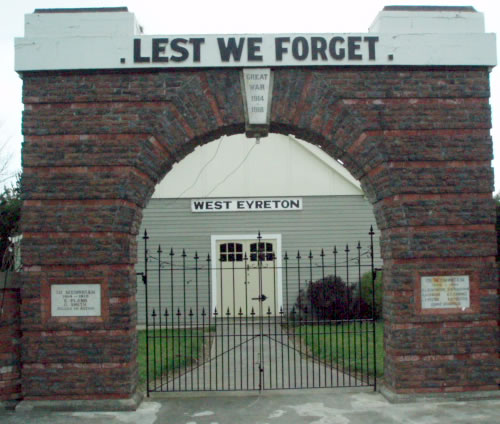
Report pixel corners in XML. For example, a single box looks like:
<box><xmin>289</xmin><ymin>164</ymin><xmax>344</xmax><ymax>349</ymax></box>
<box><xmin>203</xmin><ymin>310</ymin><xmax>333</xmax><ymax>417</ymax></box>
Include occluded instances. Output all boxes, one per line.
<box><xmin>251</xmin><ymin>294</ymin><xmax>267</xmax><ymax>301</ymax></box>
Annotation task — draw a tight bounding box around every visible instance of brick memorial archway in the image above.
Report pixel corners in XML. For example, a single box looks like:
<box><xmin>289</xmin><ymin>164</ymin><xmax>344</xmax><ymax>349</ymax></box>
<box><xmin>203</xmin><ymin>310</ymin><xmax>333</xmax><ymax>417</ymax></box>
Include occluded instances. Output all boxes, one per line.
<box><xmin>7</xmin><ymin>6</ymin><xmax>499</xmax><ymax>410</ymax></box>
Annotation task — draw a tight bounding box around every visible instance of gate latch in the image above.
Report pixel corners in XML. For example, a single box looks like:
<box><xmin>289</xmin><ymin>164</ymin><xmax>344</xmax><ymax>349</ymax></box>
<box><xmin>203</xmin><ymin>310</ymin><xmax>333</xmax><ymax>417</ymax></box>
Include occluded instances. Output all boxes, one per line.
<box><xmin>252</xmin><ymin>294</ymin><xmax>267</xmax><ymax>301</ymax></box>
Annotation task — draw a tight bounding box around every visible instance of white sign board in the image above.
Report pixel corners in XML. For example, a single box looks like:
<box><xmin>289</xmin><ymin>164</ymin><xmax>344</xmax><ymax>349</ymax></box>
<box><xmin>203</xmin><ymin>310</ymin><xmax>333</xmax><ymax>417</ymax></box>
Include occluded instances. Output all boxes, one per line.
<box><xmin>421</xmin><ymin>275</ymin><xmax>470</xmax><ymax>310</ymax></box>
<box><xmin>51</xmin><ymin>284</ymin><xmax>101</xmax><ymax>317</ymax></box>
<box><xmin>14</xmin><ymin>9</ymin><xmax>497</xmax><ymax>72</ymax></box>
<box><xmin>242</xmin><ymin>68</ymin><xmax>271</xmax><ymax>125</ymax></box>
<box><xmin>192</xmin><ymin>198</ymin><xmax>302</xmax><ymax>212</ymax></box>
<box><xmin>15</xmin><ymin>34</ymin><xmax>497</xmax><ymax>72</ymax></box>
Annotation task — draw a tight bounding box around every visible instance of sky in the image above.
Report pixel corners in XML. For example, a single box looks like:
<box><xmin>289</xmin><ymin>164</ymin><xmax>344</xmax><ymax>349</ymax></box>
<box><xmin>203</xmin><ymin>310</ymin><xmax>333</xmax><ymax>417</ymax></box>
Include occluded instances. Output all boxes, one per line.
<box><xmin>1</xmin><ymin>0</ymin><xmax>499</xmax><ymax>194</ymax></box>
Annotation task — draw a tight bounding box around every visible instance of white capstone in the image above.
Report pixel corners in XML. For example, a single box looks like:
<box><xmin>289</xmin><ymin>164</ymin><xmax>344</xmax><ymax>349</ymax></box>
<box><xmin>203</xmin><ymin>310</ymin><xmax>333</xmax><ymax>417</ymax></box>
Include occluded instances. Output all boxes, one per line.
<box><xmin>369</xmin><ymin>7</ymin><xmax>485</xmax><ymax>34</ymax></box>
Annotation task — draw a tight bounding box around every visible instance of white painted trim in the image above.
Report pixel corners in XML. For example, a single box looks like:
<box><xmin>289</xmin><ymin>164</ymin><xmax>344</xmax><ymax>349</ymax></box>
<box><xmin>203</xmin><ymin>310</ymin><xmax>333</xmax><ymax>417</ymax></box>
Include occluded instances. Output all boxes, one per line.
<box><xmin>210</xmin><ymin>234</ymin><xmax>283</xmax><ymax>315</ymax></box>
<box><xmin>287</xmin><ymin>135</ymin><xmax>362</xmax><ymax>192</ymax></box>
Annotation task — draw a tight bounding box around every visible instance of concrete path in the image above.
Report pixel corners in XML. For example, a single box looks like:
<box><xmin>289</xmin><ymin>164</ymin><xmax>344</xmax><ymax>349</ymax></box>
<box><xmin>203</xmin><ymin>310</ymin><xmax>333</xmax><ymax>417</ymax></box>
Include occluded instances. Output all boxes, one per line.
<box><xmin>2</xmin><ymin>391</ymin><xmax>499</xmax><ymax>424</ymax></box>
<box><xmin>155</xmin><ymin>320</ymin><xmax>364</xmax><ymax>392</ymax></box>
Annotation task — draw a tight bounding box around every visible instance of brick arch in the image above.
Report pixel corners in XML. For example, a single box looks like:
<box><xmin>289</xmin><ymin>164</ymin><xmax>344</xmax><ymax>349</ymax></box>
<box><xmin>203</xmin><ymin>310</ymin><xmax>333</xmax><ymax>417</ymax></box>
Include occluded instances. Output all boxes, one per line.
<box><xmin>18</xmin><ymin>66</ymin><xmax>497</xmax><ymax>406</ymax></box>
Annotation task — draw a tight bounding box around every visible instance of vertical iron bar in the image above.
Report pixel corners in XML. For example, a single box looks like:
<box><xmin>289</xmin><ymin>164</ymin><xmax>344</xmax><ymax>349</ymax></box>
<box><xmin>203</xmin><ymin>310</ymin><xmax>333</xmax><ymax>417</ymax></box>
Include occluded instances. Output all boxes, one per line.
<box><xmin>207</xmin><ymin>254</ymin><xmax>212</xmax><ymax>391</ymax></box>
<box><xmin>169</xmin><ymin>248</ymin><xmax>175</xmax><ymax>391</ymax></box>
<box><xmin>345</xmin><ymin>244</ymin><xmax>351</xmax><ymax>386</ymax></box>
<box><xmin>351</xmin><ymin>242</ymin><xmax>358</xmax><ymax>384</ymax></box>
<box><xmin>329</xmin><ymin>255</ymin><xmax>334</xmax><ymax>384</ymax></box>
<box><xmin>239</xmin><ymin>307</ymin><xmax>243</xmax><ymax>390</ymax></box>
<box><xmin>321</xmin><ymin>249</ymin><xmax>329</xmax><ymax>388</ymax></box>
<box><xmin>251</xmin><ymin>307</ymin><xmax>256</xmax><ymax>390</ymax></box>
<box><xmin>333</xmin><ymin>246</ymin><xmax>340</xmax><ymax>387</ymax></box>
<box><xmin>272</xmin><ymin>253</ymin><xmax>278</xmax><ymax>388</ymax></box>
<box><xmin>297</xmin><ymin>250</ymin><xmax>303</xmax><ymax>388</ymax></box>
<box><xmin>176</xmin><ymin>308</ymin><xmax>181</xmax><ymax>389</ymax></box>
<box><xmin>307</xmin><ymin>250</ymin><xmax>314</xmax><ymax>388</ymax></box>
<box><xmin>244</xmin><ymin>252</ymin><xmax>249</xmax><ymax>390</ymax></box>
<box><xmin>232</xmin><ymin>257</ymin><xmax>236</xmax><ymax>391</ymax></box>
<box><xmin>219</xmin><ymin>253</ymin><xmax>224</xmax><ymax>391</ymax></box>
<box><xmin>267</xmin><ymin>305</ymin><xmax>272</xmax><ymax>388</ymax></box>
<box><xmin>164</xmin><ymin>308</ymin><xmax>169</xmax><ymax>391</ymax></box>
<box><xmin>143</xmin><ymin>230</ymin><xmax>150</xmax><ymax>396</ymax></box>
<box><xmin>214</xmin><ymin>306</ymin><xmax>218</xmax><ymax>390</ymax></box>
<box><xmin>365</xmin><ymin>267</ymin><xmax>369</xmax><ymax>387</ymax></box>
<box><xmin>152</xmin><ymin>309</ymin><xmax>157</xmax><ymax>389</ymax></box>
<box><xmin>182</xmin><ymin>249</ymin><xmax>187</xmax><ymax>390</ymax></box>
<box><xmin>194</xmin><ymin>252</ymin><xmax>199</xmax><ymax>391</ymax></box>
<box><xmin>370</xmin><ymin>226</ymin><xmax>377</xmax><ymax>390</ymax></box>
<box><xmin>190</xmin><ymin>308</ymin><xmax>193</xmax><ymax>390</ymax></box>
<box><xmin>257</xmin><ymin>232</ymin><xmax>264</xmax><ymax>391</ymax></box>
<box><xmin>284</xmin><ymin>252</ymin><xmax>291</xmax><ymax>389</ymax></box>
<box><xmin>280</xmin><ymin>305</ymin><xmax>284</xmax><ymax>389</ymax></box>
<box><xmin>292</xmin><ymin>306</ymin><xmax>297</xmax><ymax>387</ymax></box>
<box><xmin>226</xmin><ymin>306</ymin><xmax>231</xmax><ymax>390</ymax></box>
<box><xmin>357</xmin><ymin>241</ymin><xmax>363</xmax><ymax>385</ymax></box>
<box><xmin>202</xmin><ymin>307</ymin><xmax>206</xmax><ymax>390</ymax></box>
<box><xmin>157</xmin><ymin>245</ymin><xmax>163</xmax><ymax>390</ymax></box>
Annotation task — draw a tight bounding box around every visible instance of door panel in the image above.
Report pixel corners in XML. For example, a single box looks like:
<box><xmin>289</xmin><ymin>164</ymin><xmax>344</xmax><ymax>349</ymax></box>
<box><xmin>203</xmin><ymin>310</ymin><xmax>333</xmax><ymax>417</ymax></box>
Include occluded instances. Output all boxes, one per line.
<box><xmin>216</xmin><ymin>238</ymin><xmax>278</xmax><ymax>317</ymax></box>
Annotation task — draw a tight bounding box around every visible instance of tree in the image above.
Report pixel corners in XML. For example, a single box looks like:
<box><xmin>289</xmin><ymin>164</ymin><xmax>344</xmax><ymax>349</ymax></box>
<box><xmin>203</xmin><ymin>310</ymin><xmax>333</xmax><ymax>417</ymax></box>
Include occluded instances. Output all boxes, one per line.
<box><xmin>0</xmin><ymin>139</ymin><xmax>15</xmax><ymax>185</ymax></box>
<box><xmin>0</xmin><ymin>176</ymin><xmax>21</xmax><ymax>270</ymax></box>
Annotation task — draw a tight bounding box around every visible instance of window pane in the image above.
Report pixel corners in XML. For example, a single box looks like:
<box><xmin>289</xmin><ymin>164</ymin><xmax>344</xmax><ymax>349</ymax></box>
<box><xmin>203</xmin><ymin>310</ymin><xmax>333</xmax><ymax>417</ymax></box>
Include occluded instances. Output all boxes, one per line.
<box><xmin>266</xmin><ymin>243</ymin><xmax>273</xmax><ymax>252</ymax></box>
<box><xmin>220</xmin><ymin>244</ymin><xmax>227</xmax><ymax>253</ymax></box>
<box><xmin>250</xmin><ymin>243</ymin><xmax>257</xmax><ymax>252</ymax></box>
<box><xmin>250</xmin><ymin>253</ymin><xmax>257</xmax><ymax>261</ymax></box>
<box><xmin>236</xmin><ymin>254</ymin><xmax>243</xmax><ymax>261</ymax></box>
<box><xmin>228</xmin><ymin>243</ymin><xmax>234</xmax><ymax>252</ymax></box>
<box><xmin>220</xmin><ymin>254</ymin><xmax>227</xmax><ymax>262</ymax></box>
<box><xmin>228</xmin><ymin>254</ymin><xmax>235</xmax><ymax>262</ymax></box>
<box><xmin>236</xmin><ymin>243</ymin><xmax>243</xmax><ymax>252</ymax></box>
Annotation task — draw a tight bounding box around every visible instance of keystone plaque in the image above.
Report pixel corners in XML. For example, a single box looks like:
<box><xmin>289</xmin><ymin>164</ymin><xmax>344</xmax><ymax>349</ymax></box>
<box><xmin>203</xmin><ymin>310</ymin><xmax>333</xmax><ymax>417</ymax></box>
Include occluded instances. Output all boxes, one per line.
<box><xmin>51</xmin><ymin>284</ymin><xmax>101</xmax><ymax>317</ymax></box>
<box><xmin>241</xmin><ymin>68</ymin><xmax>272</xmax><ymax>138</ymax></box>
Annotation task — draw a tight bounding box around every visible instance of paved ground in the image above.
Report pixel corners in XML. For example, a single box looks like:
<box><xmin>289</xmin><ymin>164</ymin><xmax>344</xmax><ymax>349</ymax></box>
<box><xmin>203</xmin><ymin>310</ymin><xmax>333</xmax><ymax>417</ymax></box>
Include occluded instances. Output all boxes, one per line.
<box><xmin>2</xmin><ymin>390</ymin><xmax>499</xmax><ymax>423</ymax></box>
<box><xmin>159</xmin><ymin>321</ymin><xmax>363</xmax><ymax>391</ymax></box>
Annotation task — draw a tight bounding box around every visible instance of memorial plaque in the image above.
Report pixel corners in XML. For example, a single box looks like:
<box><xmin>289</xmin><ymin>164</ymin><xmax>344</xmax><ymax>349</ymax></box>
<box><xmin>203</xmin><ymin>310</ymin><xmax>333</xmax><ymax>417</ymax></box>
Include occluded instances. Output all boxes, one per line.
<box><xmin>242</xmin><ymin>68</ymin><xmax>272</xmax><ymax>125</ymax></box>
<box><xmin>51</xmin><ymin>284</ymin><xmax>101</xmax><ymax>317</ymax></box>
<box><xmin>421</xmin><ymin>275</ymin><xmax>470</xmax><ymax>310</ymax></box>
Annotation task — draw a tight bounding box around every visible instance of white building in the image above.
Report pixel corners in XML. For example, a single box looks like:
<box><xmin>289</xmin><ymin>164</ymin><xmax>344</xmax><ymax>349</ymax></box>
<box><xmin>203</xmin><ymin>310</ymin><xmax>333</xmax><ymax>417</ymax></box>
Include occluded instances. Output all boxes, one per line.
<box><xmin>137</xmin><ymin>133</ymin><xmax>380</xmax><ymax>323</ymax></box>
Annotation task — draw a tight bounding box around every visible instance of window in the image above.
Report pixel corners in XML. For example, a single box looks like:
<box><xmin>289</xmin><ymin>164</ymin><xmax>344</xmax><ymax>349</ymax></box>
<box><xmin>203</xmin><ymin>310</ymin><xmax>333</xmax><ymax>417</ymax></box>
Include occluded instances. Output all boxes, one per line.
<box><xmin>219</xmin><ymin>243</ymin><xmax>243</xmax><ymax>262</ymax></box>
<box><xmin>250</xmin><ymin>242</ymin><xmax>274</xmax><ymax>262</ymax></box>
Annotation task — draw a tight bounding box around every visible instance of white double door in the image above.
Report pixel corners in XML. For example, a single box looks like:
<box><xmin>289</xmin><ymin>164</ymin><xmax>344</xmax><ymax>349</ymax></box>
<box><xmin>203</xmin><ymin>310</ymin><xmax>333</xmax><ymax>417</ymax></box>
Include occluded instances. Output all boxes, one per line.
<box><xmin>215</xmin><ymin>238</ymin><xmax>279</xmax><ymax>317</ymax></box>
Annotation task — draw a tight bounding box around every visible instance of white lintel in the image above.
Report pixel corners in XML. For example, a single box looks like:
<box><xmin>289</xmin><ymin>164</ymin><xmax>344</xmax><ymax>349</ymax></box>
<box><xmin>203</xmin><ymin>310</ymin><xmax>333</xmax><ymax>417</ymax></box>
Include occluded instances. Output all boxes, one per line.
<box><xmin>14</xmin><ymin>6</ymin><xmax>497</xmax><ymax>72</ymax></box>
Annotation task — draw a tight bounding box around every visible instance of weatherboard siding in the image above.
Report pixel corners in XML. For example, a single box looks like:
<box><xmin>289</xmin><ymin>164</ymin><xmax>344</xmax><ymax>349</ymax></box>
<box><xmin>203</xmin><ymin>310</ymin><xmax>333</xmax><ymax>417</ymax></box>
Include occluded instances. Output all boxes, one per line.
<box><xmin>136</xmin><ymin>195</ymin><xmax>381</xmax><ymax>324</ymax></box>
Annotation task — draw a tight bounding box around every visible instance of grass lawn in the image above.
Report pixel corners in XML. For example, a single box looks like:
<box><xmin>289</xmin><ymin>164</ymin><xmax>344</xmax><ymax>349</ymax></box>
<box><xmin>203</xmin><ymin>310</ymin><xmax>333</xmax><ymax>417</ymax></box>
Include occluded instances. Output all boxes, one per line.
<box><xmin>137</xmin><ymin>328</ymin><xmax>212</xmax><ymax>386</ymax></box>
<box><xmin>295</xmin><ymin>320</ymin><xmax>384</xmax><ymax>378</ymax></box>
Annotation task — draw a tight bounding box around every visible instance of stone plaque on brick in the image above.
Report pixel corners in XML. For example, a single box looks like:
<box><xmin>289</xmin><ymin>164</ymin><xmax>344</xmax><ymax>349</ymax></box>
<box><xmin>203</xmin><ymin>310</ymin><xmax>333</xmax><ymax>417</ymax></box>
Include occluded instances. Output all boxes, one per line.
<box><xmin>421</xmin><ymin>275</ymin><xmax>470</xmax><ymax>310</ymax></box>
<box><xmin>51</xmin><ymin>284</ymin><xmax>101</xmax><ymax>317</ymax></box>
<box><xmin>242</xmin><ymin>68</ymin><xmax>272</xmax><ymax>126</ymax></box>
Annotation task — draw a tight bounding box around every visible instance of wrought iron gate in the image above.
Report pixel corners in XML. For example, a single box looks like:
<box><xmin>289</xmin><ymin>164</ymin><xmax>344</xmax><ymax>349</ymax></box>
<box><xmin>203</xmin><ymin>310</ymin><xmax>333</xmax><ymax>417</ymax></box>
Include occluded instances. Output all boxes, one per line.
<box><xmin>138</xmin><ymin>228</ymin><xmax>379</xmax><ymax>395</ymax></box>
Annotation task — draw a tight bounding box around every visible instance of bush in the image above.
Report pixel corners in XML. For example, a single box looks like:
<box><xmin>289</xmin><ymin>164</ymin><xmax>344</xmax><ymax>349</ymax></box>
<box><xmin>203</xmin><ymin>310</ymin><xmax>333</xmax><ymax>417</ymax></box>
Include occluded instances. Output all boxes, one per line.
<box><xmin>359</xmin><ymin>270</ymin><xmax>383</xmax><ymax>320</ymax></box>
<box><xmin>293</xmin><ymin>271</ymin><xmax>383</xmax><ymax>321</ymax></box>
<box><xmin>294</xmin><ymin>275</ymin><xmax>371</xmax><ymax>320</ymax></box>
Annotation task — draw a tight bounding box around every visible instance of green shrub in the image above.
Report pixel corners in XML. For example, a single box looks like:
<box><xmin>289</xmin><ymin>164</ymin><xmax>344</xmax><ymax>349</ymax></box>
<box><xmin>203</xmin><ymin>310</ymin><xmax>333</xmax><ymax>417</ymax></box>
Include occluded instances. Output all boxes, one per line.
<box><xmin>294</xmin><ymin>275</ymin><xmax>373</xmax><ymax>320</ymax></box>
<box><xmin>359</xmin><ymin>270</ymin><xmax>383</xmax><ymax>320</ymax></box>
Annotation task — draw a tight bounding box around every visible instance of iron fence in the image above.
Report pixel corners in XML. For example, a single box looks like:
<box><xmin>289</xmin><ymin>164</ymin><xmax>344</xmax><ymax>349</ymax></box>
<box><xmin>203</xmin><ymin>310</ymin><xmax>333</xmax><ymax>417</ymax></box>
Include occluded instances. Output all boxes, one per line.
<box><xmin>138</xmin><ymin>227</ymin><xmax>379</xmax><ymax>395</ymax></box>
